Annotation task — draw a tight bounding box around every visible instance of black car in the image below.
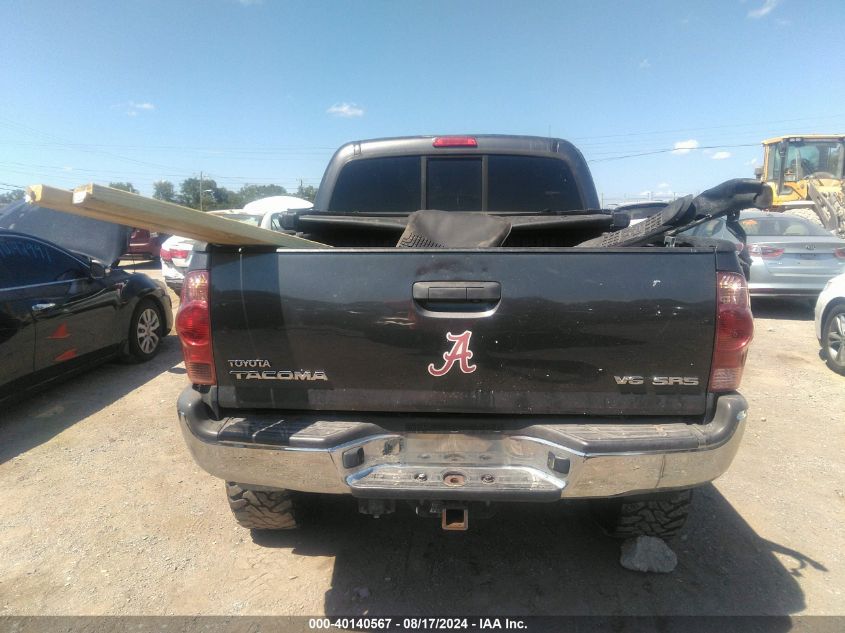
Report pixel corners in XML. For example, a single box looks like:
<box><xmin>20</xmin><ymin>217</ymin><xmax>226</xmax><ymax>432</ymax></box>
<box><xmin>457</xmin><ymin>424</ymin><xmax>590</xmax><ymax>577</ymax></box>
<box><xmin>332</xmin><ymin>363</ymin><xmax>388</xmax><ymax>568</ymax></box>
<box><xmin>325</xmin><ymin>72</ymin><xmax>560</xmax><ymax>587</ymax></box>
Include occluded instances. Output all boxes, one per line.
<box><xmin>0</xmin><ymin>202</ymin><xmax>173</xmax><ymax>405</ymax></box>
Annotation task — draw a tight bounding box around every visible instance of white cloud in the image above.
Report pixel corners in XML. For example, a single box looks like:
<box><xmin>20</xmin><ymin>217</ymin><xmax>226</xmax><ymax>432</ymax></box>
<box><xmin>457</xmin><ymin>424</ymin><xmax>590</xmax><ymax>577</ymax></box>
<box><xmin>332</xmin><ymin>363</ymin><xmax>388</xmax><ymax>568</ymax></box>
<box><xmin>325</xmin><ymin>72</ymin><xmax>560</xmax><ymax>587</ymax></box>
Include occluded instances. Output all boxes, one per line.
<box><xmin>122</xmin><ymin>101</ymin><xmax>156</xmax><ymax>116</ymax></box>
<box><xmin>638</xmin><ymin>59</ymin><xmax>651</xmax><ymax>69</ymax></box>
<box><xmin>711</xmin><ymin>151</ymin><xmax>732</xmax><ymax>160</ymax></box>
<box><xmin>748</xmin><ymin>0</ymin><xmax>781</xmax><ymax>19</ymax></box>
<box><xmin>327</xmin><ymin>102</ymin><xmax>365</xmax><ymax>118</ymax></box>
<box><xmin>747</xmin><ymin>157</ymin><xmax>760</xmax><ymax>166</ymax></box>
<box><xmin>657</xmin><ymin>182</ymin><xmax>671</xmax><ymax>189</ymax></box>
<box><xmin>672</xmin><ymin>139</ymin><xmax>699</xmax><ymax>155</ymax></box>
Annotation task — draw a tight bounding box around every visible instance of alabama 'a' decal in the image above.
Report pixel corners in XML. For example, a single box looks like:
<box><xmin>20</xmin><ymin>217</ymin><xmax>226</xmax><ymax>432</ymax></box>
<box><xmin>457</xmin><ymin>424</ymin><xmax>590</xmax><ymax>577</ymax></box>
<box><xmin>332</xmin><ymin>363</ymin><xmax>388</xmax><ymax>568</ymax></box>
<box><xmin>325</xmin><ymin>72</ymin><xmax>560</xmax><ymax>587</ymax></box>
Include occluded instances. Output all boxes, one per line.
<box><xmin>428</xmin><ymin>330</ymin><xmax>477</xmax><ymax>376</ymax></box>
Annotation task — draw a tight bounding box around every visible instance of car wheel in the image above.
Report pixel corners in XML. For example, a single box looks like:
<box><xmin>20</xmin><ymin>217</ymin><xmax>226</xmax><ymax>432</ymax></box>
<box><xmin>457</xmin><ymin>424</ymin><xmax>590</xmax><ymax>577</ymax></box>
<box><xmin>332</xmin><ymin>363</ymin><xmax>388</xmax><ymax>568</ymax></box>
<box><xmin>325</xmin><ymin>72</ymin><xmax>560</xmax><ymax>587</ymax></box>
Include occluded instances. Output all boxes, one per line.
<box><xmin>822</xmin><ymin>304</ymin><xmax>845</xmax><ymax>375</ymax></box>
<box><xmin>125</xmin><ymin>298</ymin><xmax>165</xmax><ymax>362</ymax></box>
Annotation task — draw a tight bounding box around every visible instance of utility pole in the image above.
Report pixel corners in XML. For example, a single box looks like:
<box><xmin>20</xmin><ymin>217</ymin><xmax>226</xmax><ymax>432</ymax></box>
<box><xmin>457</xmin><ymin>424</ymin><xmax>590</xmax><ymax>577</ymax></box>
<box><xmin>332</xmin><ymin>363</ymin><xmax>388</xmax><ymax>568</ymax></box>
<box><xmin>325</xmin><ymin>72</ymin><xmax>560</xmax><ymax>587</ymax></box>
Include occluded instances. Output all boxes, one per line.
<box><xmin>199</xmin><ymin>171</ymin><xmax>203</xmax><ymax>212</ymax></box>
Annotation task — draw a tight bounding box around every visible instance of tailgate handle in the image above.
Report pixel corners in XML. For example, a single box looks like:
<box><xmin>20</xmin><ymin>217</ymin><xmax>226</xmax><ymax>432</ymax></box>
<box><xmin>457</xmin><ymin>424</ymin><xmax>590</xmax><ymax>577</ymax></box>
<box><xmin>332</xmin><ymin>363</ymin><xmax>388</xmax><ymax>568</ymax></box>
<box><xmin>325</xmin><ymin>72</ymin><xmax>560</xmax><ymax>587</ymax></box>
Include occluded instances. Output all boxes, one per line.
<box><xmin>412</xmin><ymin>281</ymin><xmax>501</xmax><ymax>305</ymax></box>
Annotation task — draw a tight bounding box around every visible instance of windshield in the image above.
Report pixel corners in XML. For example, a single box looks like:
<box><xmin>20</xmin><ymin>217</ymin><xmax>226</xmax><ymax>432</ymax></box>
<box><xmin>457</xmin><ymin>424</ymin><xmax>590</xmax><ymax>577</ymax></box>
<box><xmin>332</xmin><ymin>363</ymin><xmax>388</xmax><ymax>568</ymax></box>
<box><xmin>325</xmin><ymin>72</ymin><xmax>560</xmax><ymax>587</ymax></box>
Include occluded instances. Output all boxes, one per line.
<box><xmin>208</xmin><ymin>212</ymin><xmax>265</xmax><ymax>226</ymax></box>
<box><xmin>772</xmin><ymin>140</ymin><xmax>845</xmax><ymax>181</ymax></box>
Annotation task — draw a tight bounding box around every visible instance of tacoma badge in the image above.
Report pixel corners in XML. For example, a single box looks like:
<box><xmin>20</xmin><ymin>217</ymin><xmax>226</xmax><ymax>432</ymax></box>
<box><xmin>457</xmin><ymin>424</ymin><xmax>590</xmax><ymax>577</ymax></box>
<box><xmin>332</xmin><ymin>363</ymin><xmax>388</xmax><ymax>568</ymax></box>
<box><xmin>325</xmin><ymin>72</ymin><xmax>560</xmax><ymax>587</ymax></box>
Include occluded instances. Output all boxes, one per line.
<box><xmin>230</xmin><ymin>370</ymin><xmax>328</xmax><ymax>381</ymax></box>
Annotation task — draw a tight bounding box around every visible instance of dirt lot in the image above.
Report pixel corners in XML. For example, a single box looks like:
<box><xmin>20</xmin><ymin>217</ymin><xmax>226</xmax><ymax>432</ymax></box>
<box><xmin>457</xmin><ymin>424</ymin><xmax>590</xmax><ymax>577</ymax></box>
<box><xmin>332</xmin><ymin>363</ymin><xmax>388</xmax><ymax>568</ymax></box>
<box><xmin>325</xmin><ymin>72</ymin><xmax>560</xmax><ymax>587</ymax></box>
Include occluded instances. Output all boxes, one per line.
<box><xmin>0</xmin><ymin>261</ymin><xmax>843</xmax><ymax>617</ymax></box>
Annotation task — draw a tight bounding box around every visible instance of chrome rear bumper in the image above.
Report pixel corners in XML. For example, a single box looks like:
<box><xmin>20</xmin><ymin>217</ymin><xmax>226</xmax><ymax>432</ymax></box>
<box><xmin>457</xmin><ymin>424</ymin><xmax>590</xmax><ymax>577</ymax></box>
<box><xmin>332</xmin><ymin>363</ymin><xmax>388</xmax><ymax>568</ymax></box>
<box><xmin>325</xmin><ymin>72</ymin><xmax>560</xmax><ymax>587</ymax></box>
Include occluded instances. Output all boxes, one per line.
<box><xmin>177</xmin><ymin>389</ymin><xmax>747</xmax><ymax>500</ymax></box>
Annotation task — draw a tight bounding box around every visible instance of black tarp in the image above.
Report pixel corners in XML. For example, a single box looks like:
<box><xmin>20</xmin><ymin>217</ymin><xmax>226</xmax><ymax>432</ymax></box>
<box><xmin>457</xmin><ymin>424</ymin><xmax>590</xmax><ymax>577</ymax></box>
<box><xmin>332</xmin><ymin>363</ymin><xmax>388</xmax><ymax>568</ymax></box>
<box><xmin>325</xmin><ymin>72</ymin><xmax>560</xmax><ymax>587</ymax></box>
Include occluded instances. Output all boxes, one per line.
<box><xmin>0</xmin><ymin>200</ymin><xmax>132</xmax><ymax>265</ymax></box>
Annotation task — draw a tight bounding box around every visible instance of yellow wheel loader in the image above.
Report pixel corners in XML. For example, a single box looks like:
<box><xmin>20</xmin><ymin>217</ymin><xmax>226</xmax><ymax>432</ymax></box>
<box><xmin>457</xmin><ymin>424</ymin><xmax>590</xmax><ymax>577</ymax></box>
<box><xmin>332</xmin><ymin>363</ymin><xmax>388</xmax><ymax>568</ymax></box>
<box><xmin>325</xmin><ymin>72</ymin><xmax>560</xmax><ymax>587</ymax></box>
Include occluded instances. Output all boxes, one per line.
<box><xmin>756</xmin><ymin>135</ymin><xmax>845</xmax><ymax>236</ymax></box>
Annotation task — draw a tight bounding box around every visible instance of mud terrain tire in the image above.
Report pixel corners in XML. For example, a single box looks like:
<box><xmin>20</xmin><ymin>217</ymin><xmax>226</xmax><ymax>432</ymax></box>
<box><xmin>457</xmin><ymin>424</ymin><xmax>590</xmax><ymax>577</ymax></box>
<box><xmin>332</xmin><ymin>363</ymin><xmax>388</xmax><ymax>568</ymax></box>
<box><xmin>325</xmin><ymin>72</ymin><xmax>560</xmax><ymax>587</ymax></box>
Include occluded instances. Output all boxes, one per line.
<box><xmin>226</xmin><ymin>483</ymin><xmax>299</xmax><ymax>530</ymax></box>
<box><xmin>591</xmin><ymin>489</ymin><xmax>693</xmax><ymax>538</ymax></box>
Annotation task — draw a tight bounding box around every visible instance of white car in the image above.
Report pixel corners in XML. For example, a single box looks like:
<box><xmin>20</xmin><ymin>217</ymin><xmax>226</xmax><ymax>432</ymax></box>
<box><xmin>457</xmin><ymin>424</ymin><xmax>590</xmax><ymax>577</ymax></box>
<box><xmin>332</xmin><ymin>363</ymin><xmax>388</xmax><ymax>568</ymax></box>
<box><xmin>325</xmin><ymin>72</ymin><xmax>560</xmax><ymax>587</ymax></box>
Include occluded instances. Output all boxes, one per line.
<box><xmin>160</xmin><ymin>202</ymin><xmax>310</xmax><ymax>294</ymax></box>
<box><xmin>243</xmin><ymin>195</ymin><xmax>313</xmax><ymax>215</ymax></box>
<box><xmin>815</xmin><ymin>271</ymin><xmax>845</xmax><ymax>375</ymax></box>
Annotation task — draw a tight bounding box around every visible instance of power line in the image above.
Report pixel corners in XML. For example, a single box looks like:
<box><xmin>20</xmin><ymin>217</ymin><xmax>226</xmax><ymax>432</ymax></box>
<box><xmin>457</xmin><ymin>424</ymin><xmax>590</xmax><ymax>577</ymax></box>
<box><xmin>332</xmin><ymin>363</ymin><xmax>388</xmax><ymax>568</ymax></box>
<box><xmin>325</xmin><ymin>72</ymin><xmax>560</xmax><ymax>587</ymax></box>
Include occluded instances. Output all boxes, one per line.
<box><xmin>587</xmin><ymin>143</ymin><xmax>760</xmax><ymax>163</ymax></box>
<box><xmin>0</xmin><ymin>116</ymin><xmax>196</xmax><ymax>173</ymax></box>
<box><xmin>0</xmin><ymin>160</ymin><xmax>322</xmax><ymax>186</ymax></box>
<box><xmin>569</xmin><ymin>113</ymin><xmax>845</xmax><ymax>143</ymax></box>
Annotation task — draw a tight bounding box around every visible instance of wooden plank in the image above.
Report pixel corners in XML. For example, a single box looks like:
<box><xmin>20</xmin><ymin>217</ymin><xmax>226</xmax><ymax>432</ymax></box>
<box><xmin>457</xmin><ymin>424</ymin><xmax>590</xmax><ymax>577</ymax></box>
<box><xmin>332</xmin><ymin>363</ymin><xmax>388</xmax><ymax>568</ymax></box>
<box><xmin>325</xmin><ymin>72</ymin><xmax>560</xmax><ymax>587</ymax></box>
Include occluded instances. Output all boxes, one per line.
<box><xmin>26</xmin><ymin>184</ymin><xmax>146</xmax><ymax>226</ymax></box>
<box><xmin>73</xmin><ymin>184</ymin><xmax>327</xmax><ymax>248</ymax></box>
<box><xmin>26</xmin><ymin>185</ymin><xmax>83</xmax><ymax>215</ymax></box>
<box><xmin>28</xmin><ymin>184</ymin><xmax>208</xmax><ymax>234</ymax></box>
<box><xmin>26</xmin><ymin>183</ymin><xmax>328</xmax><ymax>248</ymax></box>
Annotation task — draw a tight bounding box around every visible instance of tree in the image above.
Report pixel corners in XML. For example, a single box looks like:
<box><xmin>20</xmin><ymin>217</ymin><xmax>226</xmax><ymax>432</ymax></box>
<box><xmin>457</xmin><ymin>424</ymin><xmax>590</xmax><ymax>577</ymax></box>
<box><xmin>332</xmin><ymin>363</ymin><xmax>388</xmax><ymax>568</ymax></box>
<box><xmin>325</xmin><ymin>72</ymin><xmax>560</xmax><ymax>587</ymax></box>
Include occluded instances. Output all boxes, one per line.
<box><xmin>108</xmin><ymin>182</ymin><xmax>138</xmax><ymax>194</ymax></box>
<box><xmin>176</xmin><ymin>178</ymin><xmax>296</xmax><ymax>211</ymax></box>
<box><xmin>177</xmin><ymin>177</ymin><xmax>236</xmax><ymax>211</ymax></box>
<box><xmin>237</xmin><ymin>184</ymin><xmax>287</xmax><ymax>205</ymax></box>
<box><xmin>179</xmin><ymin>177</ymin><xmax>215</xmax><ymax>210</ymax></box>
<box><xmin>296</xmin><ymin>184</ymin><xmax>318</xmax><ymax>203</ymax></box>
<box><xmin>152</xmin><ymin>180</ymin><xmax>177</xmax><ymax>203</ymax></box>
<box><xmin>0</xmin><ymin>189</ymin><xmax>25</xmax><ymax>204</ymax></box>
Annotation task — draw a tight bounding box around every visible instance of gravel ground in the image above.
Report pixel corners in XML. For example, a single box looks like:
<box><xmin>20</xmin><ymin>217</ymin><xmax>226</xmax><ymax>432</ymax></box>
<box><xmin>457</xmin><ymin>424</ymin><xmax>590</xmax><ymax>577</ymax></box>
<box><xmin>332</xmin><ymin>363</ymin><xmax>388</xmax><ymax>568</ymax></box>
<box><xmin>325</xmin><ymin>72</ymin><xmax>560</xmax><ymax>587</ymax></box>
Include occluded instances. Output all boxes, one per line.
<box><xmin>0</xmin><ymin>261</ymin><xmax>842</xmax><ymax>617</ymax></box>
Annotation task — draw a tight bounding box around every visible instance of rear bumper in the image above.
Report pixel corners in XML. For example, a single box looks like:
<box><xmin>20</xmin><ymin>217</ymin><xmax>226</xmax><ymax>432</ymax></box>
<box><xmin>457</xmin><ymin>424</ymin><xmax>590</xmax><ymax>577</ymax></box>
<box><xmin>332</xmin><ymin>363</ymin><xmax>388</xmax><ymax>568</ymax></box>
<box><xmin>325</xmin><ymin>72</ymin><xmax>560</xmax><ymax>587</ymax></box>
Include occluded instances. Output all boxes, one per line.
<box><xmin>749</xmin><ymin>286</ymin><xmax>821</xmax><ymax>298</ymax></box>
<box><xmin>748</xmin><ymin>265</ymin><xmax>845</xmax><ymax>297</ymax></box>
<box><xmin>126</xmin><ymin>241</ymin><xmax>161</xmax><ymax>257</ymax></box>
<box><xmin>177</xmin><ymin>389</ymin><xmax>747</xmax><ymax>501</ymax></box>
<box><xmin>164</xmin><ymin>280</ymin><xmax>183</xmax><ymax>294</ymax></box>
<box><xmin>160</xmin><ymin>261</ymin><xmax>185</xmax><ymax>293</ymax></box>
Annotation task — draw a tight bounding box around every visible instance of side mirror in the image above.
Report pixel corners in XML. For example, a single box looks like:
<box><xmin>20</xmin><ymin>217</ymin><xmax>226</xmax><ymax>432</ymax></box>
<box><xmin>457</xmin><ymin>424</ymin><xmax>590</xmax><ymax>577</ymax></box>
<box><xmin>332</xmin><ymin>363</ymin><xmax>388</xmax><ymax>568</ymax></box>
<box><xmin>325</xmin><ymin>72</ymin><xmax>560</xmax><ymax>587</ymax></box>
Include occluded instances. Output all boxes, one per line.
<box><xmin>753</xmin><ymin>166</ymin><xmax>763</xmax><ymax>180</ymax></box>
<box><xmin>90</xmin><ymin>261</ymin><xmax>106</xmax><ymax>280</ymax></box>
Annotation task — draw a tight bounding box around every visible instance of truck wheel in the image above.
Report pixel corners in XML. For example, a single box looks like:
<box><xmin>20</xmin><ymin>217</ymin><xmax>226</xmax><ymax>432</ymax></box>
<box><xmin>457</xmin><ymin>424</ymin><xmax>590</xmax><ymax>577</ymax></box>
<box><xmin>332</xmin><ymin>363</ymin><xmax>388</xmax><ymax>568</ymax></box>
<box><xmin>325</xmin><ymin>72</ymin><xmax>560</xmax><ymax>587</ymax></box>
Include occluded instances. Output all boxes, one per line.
<box><xmin>591</xmin><ymin>489</ymin><xmax>693</xmax><ymax>538</ymax></box>
<box><xmin>822</xmin><ymin>305</ymin><xmax>845</xmax><ymax>375</ymax></box>
<box><xmin>225</xmin><ymin>483</ymin><xmax>299</xmax><ymax>530</ymax></box>
<box><xmin>124</xmin><ymin>298</ymin><xmax>165</xmax><ymax>362</ymax></box>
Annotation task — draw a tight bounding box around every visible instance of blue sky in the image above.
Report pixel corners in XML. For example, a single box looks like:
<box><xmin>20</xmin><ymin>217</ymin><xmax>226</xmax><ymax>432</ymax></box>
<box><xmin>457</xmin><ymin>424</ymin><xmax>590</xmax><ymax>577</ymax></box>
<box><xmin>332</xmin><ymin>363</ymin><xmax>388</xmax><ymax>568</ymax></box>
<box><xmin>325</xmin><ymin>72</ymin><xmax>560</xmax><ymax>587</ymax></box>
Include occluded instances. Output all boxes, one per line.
<box><xmin>1</xmin><ymin>0</ymin><xmax>844</xmax><ymax>203</ymax></box>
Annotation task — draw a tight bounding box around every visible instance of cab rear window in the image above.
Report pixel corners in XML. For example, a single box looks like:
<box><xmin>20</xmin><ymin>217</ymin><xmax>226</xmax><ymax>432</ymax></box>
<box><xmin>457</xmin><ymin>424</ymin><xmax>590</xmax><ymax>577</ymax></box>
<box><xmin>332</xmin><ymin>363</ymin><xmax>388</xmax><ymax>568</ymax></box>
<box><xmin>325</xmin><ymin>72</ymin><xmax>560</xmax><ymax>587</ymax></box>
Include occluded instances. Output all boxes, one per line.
<box><xmin>329</xmin><ymin>156</ymin><xmax>421</xmax><ymax>213</ymax></box>
<box><xmin>427</xmin><ymin>158</ymin><xmax>482</xmax><ymax>211</ymax></box>
<box><xmin>487</xmin><ymin>155</ymin><xmax>580</xmax><ymax>212</ymax></box>
<box><xmin>328</xmin><ymin>154</ymin><xmax>582</xmax><ymax>212</ymax></box>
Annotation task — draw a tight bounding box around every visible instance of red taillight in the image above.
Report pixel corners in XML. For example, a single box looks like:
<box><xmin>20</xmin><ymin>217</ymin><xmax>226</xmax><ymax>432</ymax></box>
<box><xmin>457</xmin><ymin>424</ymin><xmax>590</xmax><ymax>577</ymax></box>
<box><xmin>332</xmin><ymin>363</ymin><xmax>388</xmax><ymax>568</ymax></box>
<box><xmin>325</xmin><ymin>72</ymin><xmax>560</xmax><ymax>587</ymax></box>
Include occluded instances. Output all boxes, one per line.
<box><xmin>160</xmin><ymin>247</ymin><xmax>172</xmax><ymax>261</ymax></box>
<box><xmin>433</xmin><ymin>136</ymin><xmax>477</xmax><ymax>148</ymax></box>
<box><xmin>734</xmin><ymin>241</ymin><xmax>744</xmax><ymax>253</ymax></box>
<box><xmin>172</xmin><ymin>248</ymin><xmax>190</xmax><ymax>260</ymax></box>
<box><xmin>710</xmin><ymin>272</ymin><xmax>754</xmax><ymax>392</ymax></box>
<box><xmin>175</xmin><ymin>270</ymin><xmax>216</xmax><ymax>385</ymax></box>
<box><xmin>835</xmin><ymin>247</ymin><xmax>845</xmax><ymax>260</ymax></box>
<box><xmin>748</xmin><ymin>244</ymin><xmax>784</xmax><ymax>259</ymax></box>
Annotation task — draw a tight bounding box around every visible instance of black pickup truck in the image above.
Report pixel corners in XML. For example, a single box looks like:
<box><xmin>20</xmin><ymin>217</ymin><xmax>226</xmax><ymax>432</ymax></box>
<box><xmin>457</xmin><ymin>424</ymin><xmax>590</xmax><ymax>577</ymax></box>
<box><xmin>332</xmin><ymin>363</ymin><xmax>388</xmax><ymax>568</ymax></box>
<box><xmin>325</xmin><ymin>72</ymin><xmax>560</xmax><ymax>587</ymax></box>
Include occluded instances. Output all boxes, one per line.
<box><xmin>176</xmin><ymin>135</ymin><xmax>760</xmax><ymax>536</ymax></box>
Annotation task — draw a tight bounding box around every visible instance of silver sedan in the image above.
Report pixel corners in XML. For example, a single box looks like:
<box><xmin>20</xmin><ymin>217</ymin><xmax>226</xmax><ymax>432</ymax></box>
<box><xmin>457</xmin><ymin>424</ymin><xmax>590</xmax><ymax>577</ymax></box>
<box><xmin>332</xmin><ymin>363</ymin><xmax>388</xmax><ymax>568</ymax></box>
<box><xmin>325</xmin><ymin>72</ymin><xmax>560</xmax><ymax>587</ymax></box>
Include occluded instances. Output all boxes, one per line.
<box><xmin>683</xmin><ymin>211</ymin><xmax>845</xmax><ymax>298</ymax></box>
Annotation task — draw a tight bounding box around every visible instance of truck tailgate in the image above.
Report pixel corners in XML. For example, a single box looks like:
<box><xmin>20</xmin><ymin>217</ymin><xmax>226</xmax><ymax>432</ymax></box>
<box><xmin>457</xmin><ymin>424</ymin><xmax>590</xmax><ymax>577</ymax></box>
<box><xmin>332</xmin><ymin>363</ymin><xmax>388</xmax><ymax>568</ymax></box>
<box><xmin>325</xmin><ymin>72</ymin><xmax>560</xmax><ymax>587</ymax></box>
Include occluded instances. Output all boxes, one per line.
<box><xmin>209</xmin><ymin>248</ymin><xmax>716</xmax><ymax>416</ymax></box>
